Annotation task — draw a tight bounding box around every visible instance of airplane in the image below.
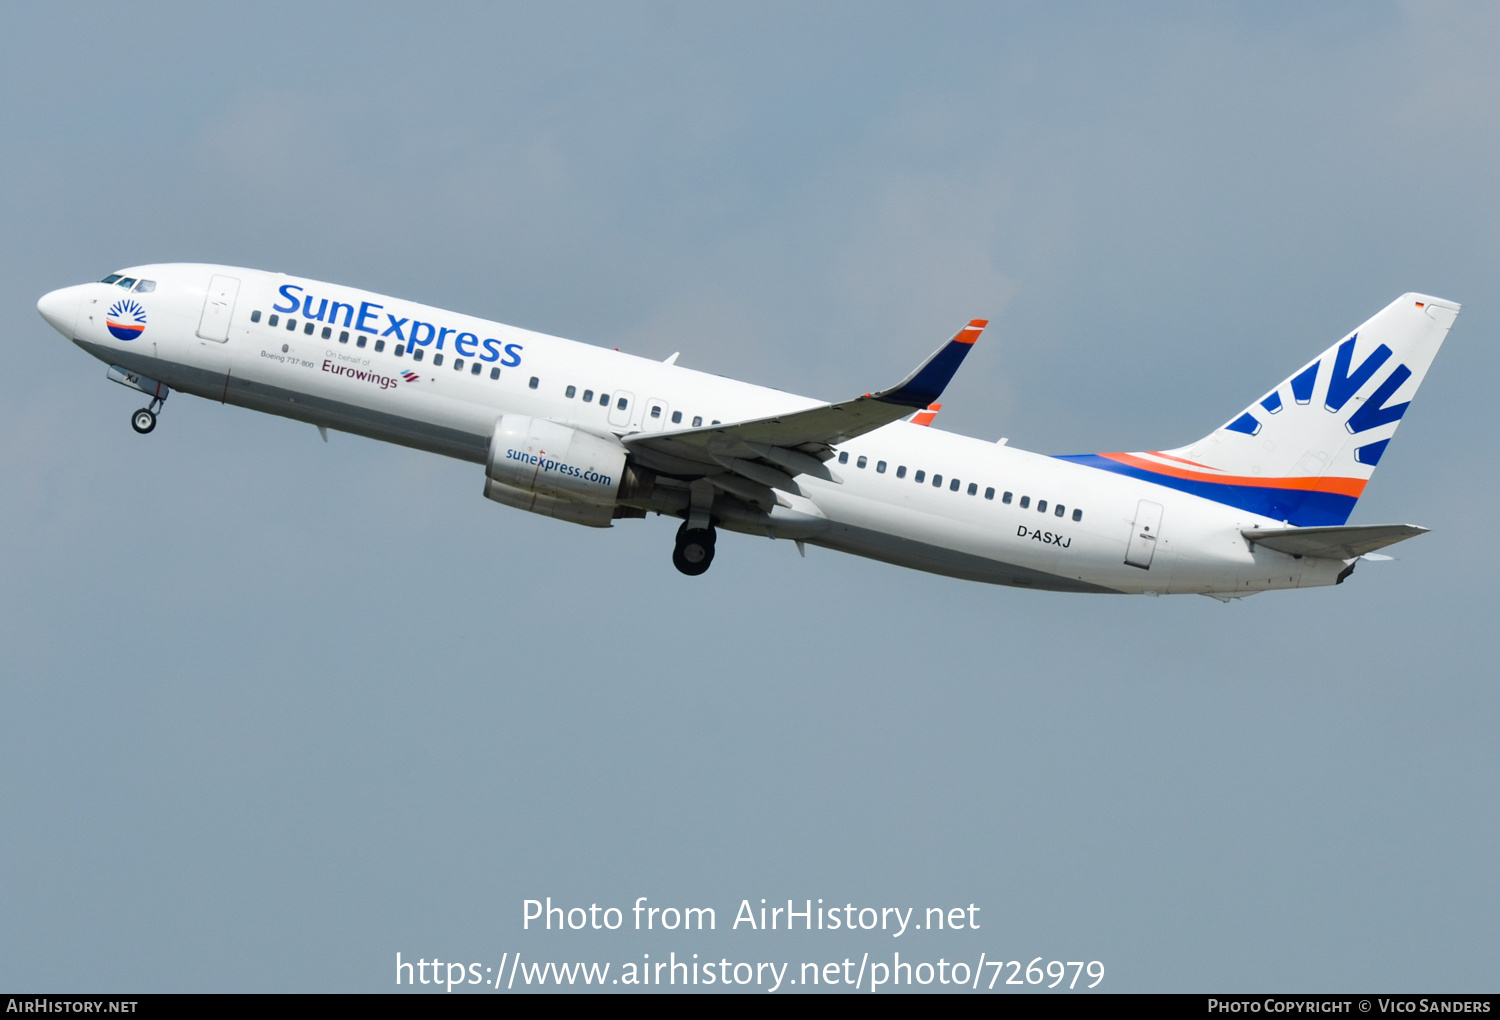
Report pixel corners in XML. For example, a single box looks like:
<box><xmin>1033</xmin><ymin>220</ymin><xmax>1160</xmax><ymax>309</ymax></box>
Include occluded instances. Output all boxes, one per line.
<box><xmin>36</xmin><ymin>264</ymin><xmax>1458</xmax><ymax>597</ymax></box>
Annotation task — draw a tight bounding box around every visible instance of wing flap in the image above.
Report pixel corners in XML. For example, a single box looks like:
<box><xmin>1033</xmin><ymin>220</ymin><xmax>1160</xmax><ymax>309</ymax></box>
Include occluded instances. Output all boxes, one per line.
<box><xmin>1242</xmin><ymin>523</ymin><xmax>1428</xmax><ymax>559</ymax></box>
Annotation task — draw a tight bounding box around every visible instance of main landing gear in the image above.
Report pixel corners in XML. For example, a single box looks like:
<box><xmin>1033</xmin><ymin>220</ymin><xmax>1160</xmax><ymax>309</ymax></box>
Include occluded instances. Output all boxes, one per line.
<box><xmin>672</xmin><ymin>521</ymin><xmax>717</xmax><ymax>576</ymax></box>
<box><xmin>131</xmin><ymin>392</ymin><xmax>167</xmax><ymax>435</ymax></box>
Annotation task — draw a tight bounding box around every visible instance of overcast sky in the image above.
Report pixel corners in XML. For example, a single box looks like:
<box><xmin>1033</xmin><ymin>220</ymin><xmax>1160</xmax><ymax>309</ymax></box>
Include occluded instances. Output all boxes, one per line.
<box><xmin>2</xmin><ymin>1</ymin><xmax>1497</xmax><ymax>992</ymax></box>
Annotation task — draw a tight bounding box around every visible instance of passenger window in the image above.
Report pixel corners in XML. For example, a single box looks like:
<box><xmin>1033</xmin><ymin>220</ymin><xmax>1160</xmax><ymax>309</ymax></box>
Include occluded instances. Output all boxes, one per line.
<box><xmin>1003</xmin><ymin>491</ymin><xmax>1012</xmax><ymax>504</ymax></box>
<box><xmin>876</xmin><ymin>461</ymin><xmax>886</xmax><ymax>473</ymax></box>
<box><xmin>370</xmin><ymin>338</ymin><xmax>380</xmax><ymax>351</ymax></box>
<box><xmin>915</xmin><ymin>470</ymin><xmax>925</xmax><ymax>483</ymax></box>
<box><xmin>395</xmin><ymin>344</ymin><xmax>404</xmax><ymax>356</ymax></box>
<box><xmin>933</xmin><ymin>474</ymin><xmax>943</xmax><ymax>487</ymax></box>
<box><xmin>950</xmin><ymin>478</ymin><xmax>960</xmax><ymax>491</ymax></box>
<box><xmin>566</xmin><ymin>385</ymin><xmax>576</xmax><ymax>398</ymax></box>
<box><xmin>615</xmin><ymin>394</ymin><xmax>625</xmax><ymax>407</ymax></box>
<box><xmin>896</xmin><ymin>466</ymin><xmax>906</xmax><ymax>478</ymax></box>
<box><xmin>304</xmin><ymin>321</ymin><xmax>315</xmax><ymax>335</ymax></box>
<box><xmin>857</xmin><ymin>455</ymin><xmax>867</xmax><ymax>469</ymax></box>
<box><xmin>433</xmin><ymin>353</ymin><xmax>444</xmax><ymax>366</ymax></box>
<box><xmin>600</xmin><ymin>393</ymin><xmax>609</xmax><ymax>405</ymax></box>
<box><xmin>650</xmin><ymin>405</ymin><xmax>661</xmax><ymax>418</ymax></box>
<box><xmin>671</xmin><ymin>411</ymin><xmax>682</xmax><ymax>424</ymax></box>
<box><xmin>101</xmin><ymin>275</ymin><xmax>122</xmax><ymax>284</ymax></box>
<box><xmin>322</xmin><ymin>326</ymin><xmax>332</xmax><ymax>339</ymax></box>
<box><xmin>1055</xmin><ymin>504</ymin><xmax>1065</xmax><ymax>517</ymax></box>
<box><xmin>268</xmin><ymin>314</ymin><xmax>279</xmax><ymax>327</ymax></box>
<box><xmin>453</xmin><ymin>359</ymin><xmax>463</xmax><ymax>371</ymax></box>
<box><xmin>340</xmin><ymin>330</ymin><xmax>349</xmax><ymax>343</ymax></box>
<box><xmin>251</xmin><ymin>310</ymin><xmax>262</xmax><ymax>323</ymax></box>
<box><xmin>133</xmin><ymin>280</ymin><xmax>156</xmax><ymax>293</ymax></box>
<box><xmin>490</xmin><ymin>367</ymin><xmax>501</xmax><ymax>380</ymax></box>
<box><xmin>534</xmin><ymin>378</ymin><xmax>543</xmax><ymax>391</ymax></box>
<box><xmin>712</xmin><ymin>420</ymin><xmax>721</xmax><ymax>425</ymax></box>
<box><xmin>471</xmin><ymin>362</ymin><xmax>481</xmax><ymax>375</ymax></box>
<box><xmin>967</xmin><ymin>482</ymin><xmax>977</xmax><ymax>495</ymax></box>
<box><xmin>1037</xmin><ymin>500</ymin><xmax>1047</xmax><ymax>513</ymax></box>
<box><xmin>117</xmin><ymin>278</ymin><xmax>136</xmax><ymax>289</ymax></box>
<box><xmin>1019</xmin><ymin>495</ymin><xmax>1030</xmax><ymax>508</ymax></box>
<box><xmin>287</xmin><ymin>318</ymin><xmax>297</xmax><ymax>331</ymax></box>
<box><xmin>985</xmin><ymin>487</ymin><xmax>995</xmax><ymax>500</ymax></box>
<box><xmin>692</xmin><ymin>416</ymin><xmax>702</xmax><ymax>427</ymax></box>
<box><xmin>1072</xmin><ymin>508</ymin><xmax>1082</xmax><ymax>522</ymax></box>
<box><xmin>582</xmin><ymin>389</ymin><xmax>593</xmax><ymax>402</ymax></box>
<box><xmin>838</xmin><ymin>452</ymin><xmax>849</xmax><ymax>464</ymax></box>
<box><xmin>413</xmin><ymin>348</ymin><xmax>424</xmax><ymax>362</ymax></box>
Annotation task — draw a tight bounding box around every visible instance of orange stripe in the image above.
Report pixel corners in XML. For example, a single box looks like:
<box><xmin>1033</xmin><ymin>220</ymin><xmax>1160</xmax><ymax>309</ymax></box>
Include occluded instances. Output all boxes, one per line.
<box><xmin>1146</xmin><ymin>450</ymin><xmax>1219</xmax><ymax>471</ymax></box>
<box><xmin>1100</xmin><ymin>452</ymin><xmax>1367</xmax><ymax>498</ymax></box>
<box><xmin>952</xmin><ymin>320</ymin><xmax>987</xmax><ymax>345</ymax></box>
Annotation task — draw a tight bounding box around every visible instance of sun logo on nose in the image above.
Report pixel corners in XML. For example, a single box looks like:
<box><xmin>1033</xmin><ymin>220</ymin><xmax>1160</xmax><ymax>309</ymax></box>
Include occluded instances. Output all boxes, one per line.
<box><xmin>106</xmin><ymin>298</ymin><xmax>147</xmax><ymax>341</ymax></box>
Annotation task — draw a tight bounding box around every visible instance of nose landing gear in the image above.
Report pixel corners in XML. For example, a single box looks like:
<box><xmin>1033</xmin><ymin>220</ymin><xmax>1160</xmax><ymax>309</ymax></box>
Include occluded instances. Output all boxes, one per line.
<box><xmin>672</xmin><ymin>521</ymin><xmax>717</xmax><ymax>576</ymax></box>
<box><xmin>130</xmin><ymin>391</ymin><xmax>167</xmax><ymax>435</ymax></box>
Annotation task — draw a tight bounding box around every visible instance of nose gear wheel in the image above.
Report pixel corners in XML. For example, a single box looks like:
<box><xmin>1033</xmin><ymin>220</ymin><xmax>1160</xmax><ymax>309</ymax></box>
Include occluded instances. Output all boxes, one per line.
<box><xmin>130</xmin><ymin>391</ymin><xmax>168</xmax><ymax>435</ymax></box>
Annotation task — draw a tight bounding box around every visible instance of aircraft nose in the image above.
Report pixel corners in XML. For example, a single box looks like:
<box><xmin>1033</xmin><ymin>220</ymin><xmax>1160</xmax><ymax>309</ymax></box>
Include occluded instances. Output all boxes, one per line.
<box><xmin>37</xmin><ymin>285</ymin><xmax>82</xmax><ymax>338</ymax></box>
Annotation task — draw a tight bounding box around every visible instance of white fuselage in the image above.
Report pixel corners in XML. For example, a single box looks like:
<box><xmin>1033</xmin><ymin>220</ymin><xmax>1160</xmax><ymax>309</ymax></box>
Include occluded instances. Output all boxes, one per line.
<box><xmin>41</xmin><ymin>263</ymin><xmax>1350</xmax><ymax>596</ymax></box>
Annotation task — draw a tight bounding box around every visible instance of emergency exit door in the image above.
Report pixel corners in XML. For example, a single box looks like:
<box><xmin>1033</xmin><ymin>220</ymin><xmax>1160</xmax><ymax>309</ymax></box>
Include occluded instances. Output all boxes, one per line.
<box><xmin>608</xmin><ymin>391</ymin><xmax>635</xmax><ymax>428</ymax></box>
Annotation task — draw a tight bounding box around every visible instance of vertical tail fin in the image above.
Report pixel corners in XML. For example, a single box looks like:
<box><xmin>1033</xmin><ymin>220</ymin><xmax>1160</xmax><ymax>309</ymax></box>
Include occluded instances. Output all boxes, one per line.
<box><xmin>1059</xmin><ymin>293</ymin><xmax>1459</xmax><ymax>525</ymax></box>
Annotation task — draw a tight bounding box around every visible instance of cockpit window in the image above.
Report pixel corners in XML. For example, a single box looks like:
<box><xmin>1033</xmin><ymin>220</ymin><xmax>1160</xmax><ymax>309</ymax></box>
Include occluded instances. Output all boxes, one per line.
<box><xmin>116</xmin><ymin>278</ymin><xmax>137</xmax><ymax>289</ymax></box>
<box><xmin>133</xmin><ymin>280</ymin><xmax>156</xmax><ymax>293</ymax></box>
<box><xmin>101</xmin><ymin>275</ymin><xmax>122</xmax><ymax>284</ymax></box>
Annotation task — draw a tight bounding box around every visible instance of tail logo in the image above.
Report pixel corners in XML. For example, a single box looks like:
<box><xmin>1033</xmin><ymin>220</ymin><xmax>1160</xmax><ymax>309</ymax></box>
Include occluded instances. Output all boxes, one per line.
<box><xmin>1225</xmin><ymin>334</ymin><xmax>1411</xmax><ymax>452</ymax></box>
<box><xmin>106</xmin><ymin>298</ymin><xmax>146</xmax><ymax>341</ymax></box>
<box><xmin>401</xmin><ymin>371</ymin><xmax>420</xmax><ymax>383</ymax></box>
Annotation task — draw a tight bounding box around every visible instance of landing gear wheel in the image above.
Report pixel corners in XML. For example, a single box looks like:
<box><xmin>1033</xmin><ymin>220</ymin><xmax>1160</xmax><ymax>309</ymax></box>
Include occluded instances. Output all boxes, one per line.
<box><xmin>131</xmin><ymin>408</ymin><xmax>157</xmax><ymax>434</ymax></box>
<box><xmin>672</xmin><ymin>523</ymin><xmax>717</xmax><ymax>576</ymax></box>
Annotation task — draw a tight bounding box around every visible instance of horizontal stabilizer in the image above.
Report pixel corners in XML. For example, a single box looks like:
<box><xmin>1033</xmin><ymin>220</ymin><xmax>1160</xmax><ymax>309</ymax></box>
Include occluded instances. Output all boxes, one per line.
<box><xmin>1242</xmin><ymin>523</ymin><xmax>1428</xmax><ymax>560</ymax></box>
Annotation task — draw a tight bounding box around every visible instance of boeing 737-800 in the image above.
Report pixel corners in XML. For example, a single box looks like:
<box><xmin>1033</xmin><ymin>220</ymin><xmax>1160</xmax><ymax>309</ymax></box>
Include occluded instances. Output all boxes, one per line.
<box><xmin>36</xmin><ymin>265</ymin><xmax>1457</xmax><ymax>596</ymax></box>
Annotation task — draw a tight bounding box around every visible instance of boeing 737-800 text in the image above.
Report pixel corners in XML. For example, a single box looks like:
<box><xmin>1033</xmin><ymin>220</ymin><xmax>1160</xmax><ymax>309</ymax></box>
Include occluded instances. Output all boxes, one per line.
<box><xmin>36</xmin><ymin>265</ymin><xmax>1457</xmax><ymax>596</ymax></box>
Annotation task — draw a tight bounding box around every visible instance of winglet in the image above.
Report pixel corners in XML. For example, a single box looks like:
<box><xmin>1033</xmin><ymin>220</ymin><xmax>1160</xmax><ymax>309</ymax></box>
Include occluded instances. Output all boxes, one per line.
<box><xmin>911</xmin><ymin>402</ymin><xmax>943</xmax><ymax>426</ymax></box>
<box><xmin>873</xmin><ymin>320</ymin><xmax>986</xmax><ymax>408</ymax></box>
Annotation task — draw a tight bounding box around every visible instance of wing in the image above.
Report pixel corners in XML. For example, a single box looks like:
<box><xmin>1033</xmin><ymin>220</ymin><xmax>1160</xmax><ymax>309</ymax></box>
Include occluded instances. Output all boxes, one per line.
<box><xmin>625</xmin><ymin>319</ymin><xmax>986</xmax><ymax>498</ymax></box>
<box><xmin>1242</xmin><ymin>523</ymin><xmax>1428</xmax><ymax>559</ymax></box>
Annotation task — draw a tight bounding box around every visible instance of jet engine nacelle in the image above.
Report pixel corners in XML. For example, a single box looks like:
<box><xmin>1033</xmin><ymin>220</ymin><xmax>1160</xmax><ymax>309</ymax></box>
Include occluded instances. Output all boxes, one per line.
<box><xmin>484</xmin><ymin>414</ymin><xmax>629</xmax><ymax>528</ymax></box>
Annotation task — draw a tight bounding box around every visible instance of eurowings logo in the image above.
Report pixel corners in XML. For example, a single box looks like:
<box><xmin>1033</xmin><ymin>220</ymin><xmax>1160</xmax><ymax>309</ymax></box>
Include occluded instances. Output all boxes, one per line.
<box><xmin>321</xmin><ymin>359</ymin><xmax>405</xmax><ymax>391</ymax></box>
<box><xmin>106</xmin><ymin>299</ymin><xmax>146</xmax><ymax>341</ymax></box>
<box><xmin>1224</xmin><ymin>334</ymin><xmax>1411</xmax><ymax>454</ymax></box>
<box><xmin>401</xmin><ymin>371</ymin><xmax>420</xmax><ymax>383</ymax></box>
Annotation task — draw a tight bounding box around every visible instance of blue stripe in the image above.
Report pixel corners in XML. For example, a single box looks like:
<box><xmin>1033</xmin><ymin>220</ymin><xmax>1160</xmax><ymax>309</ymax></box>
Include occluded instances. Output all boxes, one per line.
<box><xmin>1055</xmin><ymin>453</ymin><xmax>1358</xmax><ymax>526</ymax></box>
